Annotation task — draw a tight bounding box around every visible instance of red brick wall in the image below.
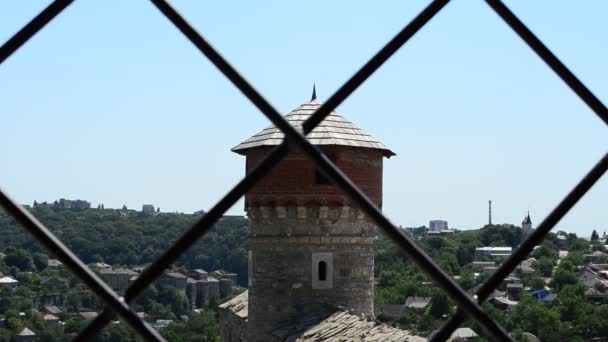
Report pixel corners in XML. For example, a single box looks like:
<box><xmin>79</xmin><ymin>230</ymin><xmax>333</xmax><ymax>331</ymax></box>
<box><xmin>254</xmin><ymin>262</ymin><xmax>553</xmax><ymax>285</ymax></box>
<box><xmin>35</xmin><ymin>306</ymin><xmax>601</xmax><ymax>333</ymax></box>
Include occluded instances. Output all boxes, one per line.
<box><xmin>243</xmin><ymin>146</ymin><xmax>384</xmax><ymax>208</ymax></box>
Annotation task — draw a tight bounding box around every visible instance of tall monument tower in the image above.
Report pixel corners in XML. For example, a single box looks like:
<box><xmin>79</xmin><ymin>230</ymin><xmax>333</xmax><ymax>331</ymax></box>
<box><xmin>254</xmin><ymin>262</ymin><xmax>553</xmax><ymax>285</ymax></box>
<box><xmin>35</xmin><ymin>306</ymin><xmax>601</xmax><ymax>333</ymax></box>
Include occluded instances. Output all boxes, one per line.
<box><xmin>488</xmin><ymin>200</ymin><xmax>492</xmax><ymax>225</ymax></box>
<box><xmin>231</xmin><ymin>92</ymin><xmax>395</xmax><ymax>341</ymax></box>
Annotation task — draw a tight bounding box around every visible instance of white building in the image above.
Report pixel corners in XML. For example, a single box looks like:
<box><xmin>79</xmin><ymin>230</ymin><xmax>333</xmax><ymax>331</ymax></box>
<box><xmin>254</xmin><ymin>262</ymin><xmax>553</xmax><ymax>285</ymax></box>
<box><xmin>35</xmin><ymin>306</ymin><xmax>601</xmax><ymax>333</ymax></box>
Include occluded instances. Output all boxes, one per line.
<box><xmin>429</xmin><ymin>220</ymin><xmax>448</xmax><ymax>232</ymax></box>
<box><xmin>475</xmin><ymin>247</ymin><xmax>512</xmax><ymax>259</ymax></box>
<box><xmin>428</xmin><ymin>220</ymin><xmax>454</xmax><ymax>235</ymax></box>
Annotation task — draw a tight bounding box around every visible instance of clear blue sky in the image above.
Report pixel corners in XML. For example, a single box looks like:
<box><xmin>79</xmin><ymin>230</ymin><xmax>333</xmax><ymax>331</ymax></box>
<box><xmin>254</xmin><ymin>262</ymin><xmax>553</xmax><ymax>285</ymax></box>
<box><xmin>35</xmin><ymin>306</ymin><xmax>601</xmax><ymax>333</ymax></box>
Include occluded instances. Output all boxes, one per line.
<box><xmin>1</xmin><ymin>1</ymin><xmax>607</xmax><ymax>236</ymax></box>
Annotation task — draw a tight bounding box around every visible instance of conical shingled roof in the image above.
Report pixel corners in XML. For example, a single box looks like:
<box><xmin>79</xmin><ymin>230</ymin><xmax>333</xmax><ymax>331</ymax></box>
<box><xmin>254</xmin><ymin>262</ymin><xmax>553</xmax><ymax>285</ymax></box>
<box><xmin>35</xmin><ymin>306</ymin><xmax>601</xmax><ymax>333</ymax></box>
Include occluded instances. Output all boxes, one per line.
<box><xmin>232</xmin><ymin>99</ymin><xmax>395</xmax><ymax>157</ymax></box>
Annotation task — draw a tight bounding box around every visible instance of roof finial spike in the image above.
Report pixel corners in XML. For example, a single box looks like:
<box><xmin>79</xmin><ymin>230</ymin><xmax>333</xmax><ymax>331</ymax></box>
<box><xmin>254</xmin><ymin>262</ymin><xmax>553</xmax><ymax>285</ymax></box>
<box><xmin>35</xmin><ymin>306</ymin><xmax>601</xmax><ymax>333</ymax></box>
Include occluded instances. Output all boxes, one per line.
<box><xmin>311</xmin><ymin>83</ymin><xmax>317</xmax><ymax>101</ymax></box>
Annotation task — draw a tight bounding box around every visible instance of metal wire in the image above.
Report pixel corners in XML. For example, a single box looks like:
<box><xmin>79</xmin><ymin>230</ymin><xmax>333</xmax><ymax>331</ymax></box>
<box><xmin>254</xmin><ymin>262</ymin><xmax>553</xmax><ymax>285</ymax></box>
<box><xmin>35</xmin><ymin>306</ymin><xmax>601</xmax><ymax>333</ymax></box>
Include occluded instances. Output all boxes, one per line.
<box><xmin>1</xmin><ymin>0</ymin><xmax>605</xmax><ymax>341</ymax></box>
<box><xmin>0</xmin><ymin>0</ymin><xmax>74</xmax><ymax>64</ymax></box>
<box><xmin>431</xmin><ymin>1</ymin><xmax>608</xmax><ymax>339</ymax></box>
<box><xmin>0</xmin><ymin>190</ymin><xmax>165</xmax><ymax>341</ymax></box>
<box><xmin>80</xmin><ymin>0</ymin><xmax>476</xmax><ymax>339</ymax></box>
<box><xmin>431</xmin><ymin>152</ymin><xmax>608</xmax><ymax>341</ymax></box>
<box><xmin>0</xmin><ymin>1</ymin><xmax>165</xmax><ymax>340</ymax></box>
<box><xmin>485</xmin><ymin>0</ymin><xmax>608</xmax><ymax>126</ymax></box>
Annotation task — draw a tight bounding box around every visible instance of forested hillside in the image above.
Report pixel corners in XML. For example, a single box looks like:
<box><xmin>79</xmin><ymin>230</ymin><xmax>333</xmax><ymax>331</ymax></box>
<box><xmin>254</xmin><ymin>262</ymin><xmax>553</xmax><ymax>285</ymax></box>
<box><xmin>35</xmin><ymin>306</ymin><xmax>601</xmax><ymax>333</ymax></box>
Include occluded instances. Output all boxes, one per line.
<box><xmin>0</xmin><ymin>207</ymin><xmax>249</xmax><ymax>285</ymax></box>
<box><xmin>3</xmin><ymin>207</ymin><xmax>606</xmax><ymax>340</ymax></box>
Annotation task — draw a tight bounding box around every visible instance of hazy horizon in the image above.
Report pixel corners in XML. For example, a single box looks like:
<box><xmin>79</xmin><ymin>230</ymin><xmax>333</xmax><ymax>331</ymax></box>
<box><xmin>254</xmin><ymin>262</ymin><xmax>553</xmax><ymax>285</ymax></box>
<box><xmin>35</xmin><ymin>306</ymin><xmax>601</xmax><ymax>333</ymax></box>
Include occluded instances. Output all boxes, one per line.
<box><xmin>2</xmin><ymin>1</ymin><xmax>607</xmax><ymax>237</ymax></box>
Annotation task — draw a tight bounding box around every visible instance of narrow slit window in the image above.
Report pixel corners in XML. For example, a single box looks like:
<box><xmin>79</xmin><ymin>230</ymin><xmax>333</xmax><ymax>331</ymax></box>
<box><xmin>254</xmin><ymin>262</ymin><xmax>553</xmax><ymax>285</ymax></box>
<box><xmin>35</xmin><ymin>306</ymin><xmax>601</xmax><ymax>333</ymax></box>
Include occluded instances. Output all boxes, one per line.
<box><xmin>318</xmin><ymin>261</ymin><xmax>327</xmax><ymax>281</ymax></box>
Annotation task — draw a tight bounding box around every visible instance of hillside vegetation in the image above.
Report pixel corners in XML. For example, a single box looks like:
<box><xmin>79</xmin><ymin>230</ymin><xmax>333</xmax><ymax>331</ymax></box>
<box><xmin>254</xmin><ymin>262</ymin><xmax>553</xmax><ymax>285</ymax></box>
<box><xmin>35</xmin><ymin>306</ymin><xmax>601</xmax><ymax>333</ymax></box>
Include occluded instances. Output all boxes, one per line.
<box><xmin>0</xmin><ymin>207</ymin><xmax>249</xmax><ymax>285</ymax></box>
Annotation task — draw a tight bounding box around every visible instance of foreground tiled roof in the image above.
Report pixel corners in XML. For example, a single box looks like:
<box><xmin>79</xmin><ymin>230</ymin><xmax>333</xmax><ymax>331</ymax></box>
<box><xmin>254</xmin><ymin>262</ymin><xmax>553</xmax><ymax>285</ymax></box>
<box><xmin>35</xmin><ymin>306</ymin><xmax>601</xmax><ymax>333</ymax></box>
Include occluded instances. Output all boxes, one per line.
<box><xmin>220</xmin><ymin>291</ymin><xmax>424</xmax><ymax>341</ymax></box>
<box><xmin>232</xmin><ymin>99</ymin><xmax>395</xmax><ymax>157</ymax></box>
<box><xmin>275</xmin><ymin>311</ymin><xmax>425</xmax><ymax>342</ymax></box>
<box><xmin>218</xmin><ymin>291</ymin><xmax>248</xmax><ymax>319</ymax></box>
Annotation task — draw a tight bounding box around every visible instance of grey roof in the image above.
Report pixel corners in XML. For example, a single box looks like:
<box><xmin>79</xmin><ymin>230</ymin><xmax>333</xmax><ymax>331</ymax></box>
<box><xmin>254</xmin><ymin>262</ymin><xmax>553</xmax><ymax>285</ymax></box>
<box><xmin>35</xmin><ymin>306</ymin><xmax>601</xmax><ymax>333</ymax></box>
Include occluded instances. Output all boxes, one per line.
<box><xmin>377</xmin><ymin>304</ymin><xmax>408</xmax><ymax>318</ymax></box>
<box><xmin>47</xmin><ymin>259</ymin><xmax>62</xmax><ymax>267</ymax></box>
<box><xmin>44</xmin><ymin>306</ymin><xmax>62</xmax><ymax>314</ymax></box>
<box><xmin>405</xmin><ymin>296</ymin><xmax>432</xmax><ymax>309</ymax></box>
<box><xmin>448</xmin><ymin>327</ymin><xmax>478</xmax><ymax>340</ymax></box>
<box><xmin>518</xmin><ymin>265</ymin><xmax>536</xmax><ymax>274</ymax></box>
<box><xmin>79</xmin><ymin>311</ymin><xmax>99</xmax><ymax>319</ymax></box>
<box><xmin>42</xmin><ymin>314</ymin><xmax>59</xmax><ymax>321</ymax></box>
<box><xmin>16</xmin><ymin>328</ymin><xmax>35</xmax><ymax>336</ymax></box>
<box><xmin>165</xmin><ymin>272</ymin><xmax>186</xmax><ymax>279</ymax></box>
<box><xmin>585</xmin><ymin>288</ymin><xmax>608</xmax><ymax>297</ymax></box>
<box><xmin>0</xmin><ymin>276</ymin><xmax>18</xmax><ymax>284</ymax></box>
<box><xmin>232</xmin><ymin>99</ymin><xmax>395</xmax><ymax>157</ymax></box>
<box><xmin>100</xmin><ymin>268</ymin><xmax>138</xmax><ymax>275</ymax></box>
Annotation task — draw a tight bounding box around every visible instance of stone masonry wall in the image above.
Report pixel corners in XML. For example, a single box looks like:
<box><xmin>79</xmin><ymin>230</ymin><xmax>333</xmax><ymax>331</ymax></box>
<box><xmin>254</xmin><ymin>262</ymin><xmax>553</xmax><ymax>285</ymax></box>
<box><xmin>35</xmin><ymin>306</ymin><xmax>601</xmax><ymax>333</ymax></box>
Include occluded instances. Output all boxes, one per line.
<box><xmin>247</xmin><ymin>206</ymin><xmax>376</xmax><ymax>342</ymax></box>
<box><xmin>219</xmin><ymin>307</ymin><xmax>247</xmax><ymax>342</ymax></box>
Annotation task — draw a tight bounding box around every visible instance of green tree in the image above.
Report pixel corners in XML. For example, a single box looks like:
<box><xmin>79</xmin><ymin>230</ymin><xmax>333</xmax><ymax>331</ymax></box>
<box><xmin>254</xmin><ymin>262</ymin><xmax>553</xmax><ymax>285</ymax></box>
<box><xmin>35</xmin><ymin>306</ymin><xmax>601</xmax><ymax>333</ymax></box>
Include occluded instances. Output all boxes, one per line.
<box><xmin>558</xmin><ymin>284</ymin><xmax>587</xmax><ymax>322</ymax></box>
<box><xmin>4</xmin><ymin>248</ymin><xmax>35</xmax><ymax>271</ymax></box>
<box><xmin>551</xmin><ymin>267</ymin><xmax>578</xmax><ymax>291</ymax></box>
<box><xmin>32</xmin><ymin>252</ymin><xmax>49</xmax><ymax>271</ymax></box>
<box><xmin>429</xmin><ymin>292</ymin><xmax>450</xmax><ymax>319</ymax></box>
<box><xmin>163</xmin><ymin>311</ymin><xmax>220</xmax><ymax>342</ymax></box>
<box><xmin>528</xmin><ymin>277</ymin><xmax>545</xmax><ymax>290</ymax></box>
<box><xmin>458</xmin><ymin>268</ymin><xmax>476</xmax><ymax>290</ymax></box>
<box><xmin>510</xmin><ymin>293</ymin><xmax>560</xmax><ymax>341</ymax></box>
<box><xmin>536</xmin><ymin>257</ymin><xmax>554</xmax><ymax>277</ymax></box>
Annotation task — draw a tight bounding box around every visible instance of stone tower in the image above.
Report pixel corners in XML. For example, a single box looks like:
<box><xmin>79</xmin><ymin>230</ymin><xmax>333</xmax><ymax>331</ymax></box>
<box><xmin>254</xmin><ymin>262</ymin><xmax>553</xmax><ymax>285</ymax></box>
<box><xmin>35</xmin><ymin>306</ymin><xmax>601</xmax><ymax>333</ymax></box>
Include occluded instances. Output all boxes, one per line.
<box><xmin>522</xmin><ymin>211</ymin><xmax>533</xmax><ymax>235</ymax></box>
<box><xmin>231</xmin><ymin>92</ymin><xmax>395</xmax><ymax>341</ymax></box>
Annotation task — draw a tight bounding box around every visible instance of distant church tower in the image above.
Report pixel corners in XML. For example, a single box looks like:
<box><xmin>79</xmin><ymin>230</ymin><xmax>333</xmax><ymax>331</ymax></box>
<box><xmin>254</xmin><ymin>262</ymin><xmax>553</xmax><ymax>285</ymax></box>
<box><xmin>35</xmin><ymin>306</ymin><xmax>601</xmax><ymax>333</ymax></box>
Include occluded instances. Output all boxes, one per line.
<box><xmin>230</xmin><ymin>90</ymin><xmax>395</xmax><ymax>341</ymax></box>
<box><xmin>522</xmin><ymin>211</ymin><xmax>533</xmax><ymax>235</ymax></box>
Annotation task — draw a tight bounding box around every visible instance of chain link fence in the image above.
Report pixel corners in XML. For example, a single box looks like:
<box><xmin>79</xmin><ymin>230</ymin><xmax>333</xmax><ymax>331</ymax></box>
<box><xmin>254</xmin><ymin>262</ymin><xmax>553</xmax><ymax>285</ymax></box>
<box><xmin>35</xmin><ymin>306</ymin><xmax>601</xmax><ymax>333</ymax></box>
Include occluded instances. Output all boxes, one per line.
<box><xmin>1</xmin><ymin>1</ymin><xmax>607</xmax><ymax>341</ymax></box>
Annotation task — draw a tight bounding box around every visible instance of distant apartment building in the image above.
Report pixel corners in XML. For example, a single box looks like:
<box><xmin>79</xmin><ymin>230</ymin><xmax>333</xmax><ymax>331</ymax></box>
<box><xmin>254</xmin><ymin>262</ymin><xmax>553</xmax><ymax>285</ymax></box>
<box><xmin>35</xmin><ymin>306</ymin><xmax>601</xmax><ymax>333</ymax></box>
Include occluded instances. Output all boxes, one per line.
<box><xmin>156</xmin><ymin>272</ymin><xmax>187</xmax><ymax>292</ymax></box>
<box><xmin>428</xmin><ymin>220</ymin><xmax>454</xmax><ymax>235</ymax></box>
<box><xmin>142</xmin><ymin>204</ymin><xmax>156</xmax><ymax>214</ymax></box>
<box><xmin>186</xmin><ymin>271</ymin><xmax>220</xmax><ymax>308</ymax></box>
<box><xmin>210</xmin><ymin>270</ymin><xmax>238</xmax><ymax>286</ymax></box>
<box><xmin>99</xmin><ymin>268</ymin><xmax>138</xmax><ymax>294</ymax></box>
<box><xmin>184</xmin><ymin>269</ymin><xmax>240</xmax><ymax>309</ymax></box>
<box><xmin>429</xmin><ymin>220</ymin><xmax>448</xmax><ymax>232</ymax></box>
<box><xmin>475</xmin><ymin>247</ymin><xmax>512</xmax><ymax>260</ymax></box>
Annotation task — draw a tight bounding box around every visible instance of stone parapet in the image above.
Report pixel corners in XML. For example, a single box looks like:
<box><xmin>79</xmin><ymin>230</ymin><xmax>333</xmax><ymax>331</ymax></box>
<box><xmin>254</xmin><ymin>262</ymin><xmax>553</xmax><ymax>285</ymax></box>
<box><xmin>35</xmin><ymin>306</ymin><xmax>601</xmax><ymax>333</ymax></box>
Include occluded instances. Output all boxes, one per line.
<box><xmin>247</xmin><ymin>205</ymin><xmax>377</xmax><ymax>237</ymax></box>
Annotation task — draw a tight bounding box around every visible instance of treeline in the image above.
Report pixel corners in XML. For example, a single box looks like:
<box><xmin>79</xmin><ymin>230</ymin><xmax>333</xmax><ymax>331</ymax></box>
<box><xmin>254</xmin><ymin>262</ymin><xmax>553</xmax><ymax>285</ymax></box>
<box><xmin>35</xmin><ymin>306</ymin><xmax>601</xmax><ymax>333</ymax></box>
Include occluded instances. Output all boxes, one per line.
<box><xmin>0</xmin><ymin>207</ymin><xmax>249</xmax><ymax>285</ymax></box>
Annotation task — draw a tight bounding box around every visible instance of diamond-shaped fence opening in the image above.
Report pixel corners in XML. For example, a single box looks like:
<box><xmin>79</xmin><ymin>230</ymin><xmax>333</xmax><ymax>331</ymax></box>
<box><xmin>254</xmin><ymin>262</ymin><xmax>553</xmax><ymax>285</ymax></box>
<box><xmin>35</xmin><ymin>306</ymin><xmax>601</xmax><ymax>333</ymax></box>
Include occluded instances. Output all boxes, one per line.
<box><xmin>1</xmin><ymin>0</ymin><xmax>608</xmax><ymax>341</ymax></box>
